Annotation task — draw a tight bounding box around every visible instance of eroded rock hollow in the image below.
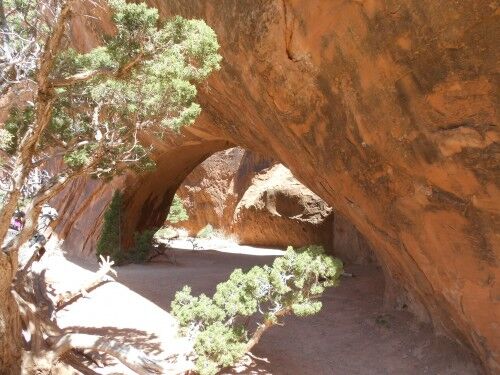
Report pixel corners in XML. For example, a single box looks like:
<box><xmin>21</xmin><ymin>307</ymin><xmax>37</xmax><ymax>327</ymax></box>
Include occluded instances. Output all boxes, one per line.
<box><xmin>54</xmin><ymin>0</ymin><xmax>499</xmax><ymax>372</ymax></box>
<box><xmin>173</xmin><ymin>148</ymin><xmax>336</xmax><ymax>249</ymax></box>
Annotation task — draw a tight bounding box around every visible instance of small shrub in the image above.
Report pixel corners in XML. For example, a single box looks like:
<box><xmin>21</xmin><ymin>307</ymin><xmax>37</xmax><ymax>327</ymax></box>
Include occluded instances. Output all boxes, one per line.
<box><xmin>129</xmin><ymin>229</ymin><xmax>156</xmax><ymax>263</ymax></box>
<box><xmin>96</xmin><ymin>191</ymin><xmax>124</xmax><ymax>263</ymax></box>
<box><xmin>196</xmin><ymin>224</ymin><xmax>214</xmax><ymax>239</ymax></box>
<box><xmin>171</xmin><ymin>245</ymin><xmax>343</xmax><ymax>375</ymax></box>
<box><xmin>97</xmin><ymin>191</ymin><xmax>155</xmax><ymax>264</ymax></box>
<box><xmin>166</xmin><ymin>194</ymin><xmax>189</xmax><ymax>224</ymax></box>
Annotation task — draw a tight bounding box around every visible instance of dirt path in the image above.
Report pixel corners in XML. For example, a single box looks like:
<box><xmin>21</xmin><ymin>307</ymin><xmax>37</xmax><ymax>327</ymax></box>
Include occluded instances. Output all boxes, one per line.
<box><xmin>55</xmin><ymin>247</ymin><xmax>483</xmax><ymax>374</ymax></box>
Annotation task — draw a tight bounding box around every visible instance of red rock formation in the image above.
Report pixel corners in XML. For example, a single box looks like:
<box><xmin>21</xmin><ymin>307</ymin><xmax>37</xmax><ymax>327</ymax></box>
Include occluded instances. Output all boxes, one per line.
<box><xmin>232</xmin><ymin>163</ymin><xmax>334</xmax><ymax>248</ymax></box>
<box><xmin>51</xmin><ymin>0</ymin><xmax>498</xmax><ymax>372</ymax></box>
<box><xmin>332</xmin><ymin>213</ymin><xmax>378</xmax><ymax>265</ymax></box>
<box><xmin>175</xmin><ymin>148</ymin><xmax>335</xmax><ymax>249</ymax></box>
<box><xmin>173</xmin><ymin>147</ymin><xmax>274</xmax><ymax>234</ymax></box>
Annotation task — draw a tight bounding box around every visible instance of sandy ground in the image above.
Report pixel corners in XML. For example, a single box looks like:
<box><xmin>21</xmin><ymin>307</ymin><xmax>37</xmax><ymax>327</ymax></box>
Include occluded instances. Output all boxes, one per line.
<box><xmin>45</xmin><ymin>244</ymin><xmax>484</xmax><ymax>375</ymax></box>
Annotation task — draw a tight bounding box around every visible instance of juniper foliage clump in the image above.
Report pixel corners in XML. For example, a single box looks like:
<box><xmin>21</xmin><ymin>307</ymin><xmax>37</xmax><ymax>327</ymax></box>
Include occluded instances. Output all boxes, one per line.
<box><xmin>1</xmin><ymin>0</ymin><xmax>222</xmax><ymax>179</ymax></box>
<box><xmin>171</xmin><ymin>245</ymin><xmax>343</xmax><ymax>375</ymax></box>
<box><xmin>96</xmin><ymin>190</ymin><xmax>124</xmax><ymax>263</ymax></box>
<box><xmin>129</xmin><ymin>229</ymin><xmax>156</xmax><ymax>263</ymax></box>
<box><xmin>166</xmin><ymin>194</ymin><xmax>189</xmax><ymax>224</ymax></box>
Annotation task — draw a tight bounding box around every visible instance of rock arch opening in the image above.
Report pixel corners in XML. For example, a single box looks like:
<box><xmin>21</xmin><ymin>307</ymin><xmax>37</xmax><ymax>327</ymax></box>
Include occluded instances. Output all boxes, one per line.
<box><xmin>161</xmin><ymin>147</ymin><xmax>338</xmax><ymax>251</ymax></box>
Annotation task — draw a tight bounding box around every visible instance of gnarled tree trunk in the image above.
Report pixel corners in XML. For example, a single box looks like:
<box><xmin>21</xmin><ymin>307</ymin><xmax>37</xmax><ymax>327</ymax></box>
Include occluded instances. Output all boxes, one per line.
<box><xmin>0</xmin><ymin>254</ymin><xmax>22</xmax><ymax>374</ymax></box>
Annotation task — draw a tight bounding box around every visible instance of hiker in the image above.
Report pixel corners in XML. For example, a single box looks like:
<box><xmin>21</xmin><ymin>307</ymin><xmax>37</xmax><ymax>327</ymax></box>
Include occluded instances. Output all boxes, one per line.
<box><xmin>37</xmin><ymin>204</ymin><xmax>58</xmax><ymax>233</ymax></box>
<box><xmin>9</xmin><ymin>211</ymin><xmax>25</xmax><ymax>232</ymax></box>
<box><xmin>29</xmin><ymin>204</ymin><xmax>59</xmax><ymax>247</ymax></box>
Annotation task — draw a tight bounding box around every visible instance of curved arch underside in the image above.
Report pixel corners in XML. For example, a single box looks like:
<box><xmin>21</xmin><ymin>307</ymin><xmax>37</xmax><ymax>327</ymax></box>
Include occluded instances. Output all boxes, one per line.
<box><xmin>54</xmin><ymin>0</ymin><xmax>499</xmax><ymax>372</ymax></box>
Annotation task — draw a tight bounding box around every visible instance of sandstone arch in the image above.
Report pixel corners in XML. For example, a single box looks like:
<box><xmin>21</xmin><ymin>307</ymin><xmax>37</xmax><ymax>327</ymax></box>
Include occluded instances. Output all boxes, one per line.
<box><xmin>54</xmin><ymin>0</ymin><xmax>498</xmax><ymax>372</ymax></box>
<box><xmin>54</xmin><ymin>126</ymin><xmax>233</xmax><ymax>253</ymax></box>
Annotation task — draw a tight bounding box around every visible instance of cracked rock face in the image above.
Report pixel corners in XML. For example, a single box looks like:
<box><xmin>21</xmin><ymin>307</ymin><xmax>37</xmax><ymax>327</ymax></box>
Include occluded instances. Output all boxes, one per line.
<box><xmin>53</xmin><ymin>0</ymin><xmax>499</xmax><ymax>371</ymax></box>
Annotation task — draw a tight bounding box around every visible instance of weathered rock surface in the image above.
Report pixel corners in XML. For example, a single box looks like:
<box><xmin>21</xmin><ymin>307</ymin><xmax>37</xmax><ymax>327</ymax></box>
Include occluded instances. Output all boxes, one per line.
<box><xmin>174</xmin><ymin>147</ymin><xmax>275</xmax><ymax>234</ymax></box>
<box><xmin>51</xmin><ymin>0</ymin><xmax>499</xmax><ymax>372</ymax></box>
<box><xmin>332</xmin><ymin>213</ymin><xmax>378</xmax><ymax>265</ymax></box>
<box><xmin>232</xmin><ymin>163</ymin><xmax>334</xmax><ymax>248</ymax></box>
<box><xmin>175</xmin><ymin>148</ymin><xmax>336</xmax><ymax>249</ymax></box>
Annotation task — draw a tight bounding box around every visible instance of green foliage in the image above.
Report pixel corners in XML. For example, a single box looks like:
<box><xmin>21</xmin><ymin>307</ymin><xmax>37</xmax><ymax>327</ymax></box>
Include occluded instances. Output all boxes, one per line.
<box><xmin>171</xmin><ymin>245</ymin><xmax>343</xmax><ymax>374</ymax></box>
<box><xmin>128</xmin><ymin>229</ymin><xmax>156</xmax><ymax>263</ymax></box>
<box><xmin>96</xmin><ymin>190</ymin><xmax>124</xmax><ymax>263</ymax></box>
<box><xmin>63</xmin><ymin>147</ymin><xmax>91</xmax><ymax>170</ymax></box>
<box><xmin>4</xmin><ymin>0</ymin><xmax>221</xmax><ymax>179</ymax></box>
<box><xmin>166</xmin><ymin>194</ymin><xmax>189</xmax><ymax>224</ymax></box>
<box><xmin>53</xmin><ymin>0</ymin><xmax>222</xmax><ymax>107</ymax></box>
<box><xmin>194</xmin><ymin>322</ymin><xmax>247</xmax><ymax>374</ymax></box>
<box><xmin>1</xmin><ymin>106</ymin><xmax>34</xmax><ymax>154</ymax></box>
<box><xmin>0</xmin><ymin>129</ymin><xmax>14</xmax><ymax>152</ymax></box>
<box><xmin>96</xmin><ymin>190</ymin><xmax>156</xmax><ymax>264</ymax></box>
<box><xmin>48</xmin><ymin>0</ymin><xmax>222</xmax><ymax>178</ymax></box>
<box><xmin>196</xmin><ymin>224</ymin><xmax>214</xmax><ymax>239</ymax></box>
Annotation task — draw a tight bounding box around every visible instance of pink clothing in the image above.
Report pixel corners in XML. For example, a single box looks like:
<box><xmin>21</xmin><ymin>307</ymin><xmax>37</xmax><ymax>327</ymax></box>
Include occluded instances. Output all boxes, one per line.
<box><xmin>10</xmin><ymin>218</ymin><xmax>23</xmax><ymax>231</ymax></box>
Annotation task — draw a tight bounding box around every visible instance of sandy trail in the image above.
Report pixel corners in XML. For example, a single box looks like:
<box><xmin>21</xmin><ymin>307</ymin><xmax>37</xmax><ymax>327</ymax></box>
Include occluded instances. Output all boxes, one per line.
<box><xmin>46</xmin><ymin>245</ymin><xmax>483</xmax><ymax>375</ymax></box>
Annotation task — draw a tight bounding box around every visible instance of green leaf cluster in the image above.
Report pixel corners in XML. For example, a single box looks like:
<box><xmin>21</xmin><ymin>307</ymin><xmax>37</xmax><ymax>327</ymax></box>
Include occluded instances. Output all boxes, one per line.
<box><xmin>63</xmin><ymin>147</ymin><xmax>91</xmax><ymax>170</ymax></box>
<box><xmin>51</xmin><ymin>0</ymin><xmax>221</xmax><ymax>175</ymax></box>
<box><xmin>128</xmin><ymin>229</ymin><xmax>156</xmax><ymax>263</ymax></box>
<box><xmin>1</xmin><ymin>106</ymin><xmax>34</xmax><ymax>154</ymax></box>
<box><xmin>50</xmin><ymin>0</ymin><xmax>222</xmax><ymax>137</ymax></box>
<box><xmin>4</xmin><ymin>0</ymin><xmax>221</xmax><ymax>180</ymax></box>
<box><xmin>166</xmin><ymin>194</ymin><xmax>189</xmax><ymax>224</ymax></box>
<box><xmin>96</xmin><ymin>190</ymin><xmax>124</xmax><ymax>263</ymax></box>
<box><xmin>171</xmin><ymin>245</ymin><xmax>343</xmax><ymax>374</ymax></box>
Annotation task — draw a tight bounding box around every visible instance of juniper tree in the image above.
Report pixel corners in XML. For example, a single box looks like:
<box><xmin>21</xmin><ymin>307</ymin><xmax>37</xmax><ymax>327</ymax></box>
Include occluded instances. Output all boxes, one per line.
<box><xmin>0</xmin><ymin>0</ymin><xmax>221</xmax><ymax>372</ymax></box>
<box><xmin>166</xmin><ymin>193</ymin><xmax>188</xmax><ymax>224</ymax></box>
<box><xmin>95</xmin><ymin>189</ymin><xmax>123</xmax><ymax>262</ymax></box>
<box><xmin>171</xmin><ymin>245</ymin><xmax>343</xmax><ymax>375</ymax></box>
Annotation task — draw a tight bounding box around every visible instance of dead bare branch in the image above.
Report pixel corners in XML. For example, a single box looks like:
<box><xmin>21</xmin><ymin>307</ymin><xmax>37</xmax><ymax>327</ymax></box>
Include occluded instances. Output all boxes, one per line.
<box><xmin>56</xmin><ymin>255</ymin><xmax>116</xmax><ymax>309</ymax></box>
<box><xmin>50</xmin><ymin>333</ymin><xmax>163</xmax><ymax>375</ymax></box>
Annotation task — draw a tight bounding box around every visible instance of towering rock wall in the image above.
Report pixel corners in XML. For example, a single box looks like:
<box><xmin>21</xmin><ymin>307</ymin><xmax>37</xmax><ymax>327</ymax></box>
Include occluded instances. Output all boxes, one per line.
<box><xmin>51</xmin><ymin>0</ymin><xmax>498</xmax><ymax>371</ymax></box>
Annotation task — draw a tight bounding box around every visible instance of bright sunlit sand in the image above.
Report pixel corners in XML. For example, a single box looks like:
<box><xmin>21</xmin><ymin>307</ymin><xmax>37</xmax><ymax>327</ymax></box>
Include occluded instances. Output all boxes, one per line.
<box><xmin>166</xmin><ymin>238</ymin><xmax>286</xmax><ymax>256</ymax></box>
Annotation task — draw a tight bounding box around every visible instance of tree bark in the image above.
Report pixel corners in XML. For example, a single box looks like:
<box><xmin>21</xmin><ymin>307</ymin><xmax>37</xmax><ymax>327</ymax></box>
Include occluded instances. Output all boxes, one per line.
<box><xmin>51</xmin><ymin>333</ymin><xmax>162</xmax><ymax>375</ymax></box>
<box><xmin>0</xmin><ymin>254</ymin><xmax>22</xmax><ymax>374</ymax></box>
<box><xmin>245</xmin><ymin>308</ymin><xmax>290</xmax><ymax>353</ymax></box>
<box><xmin>0</xmin><ymin>0</ymin><xmax>75</xmax><ymax>242</ymax></box>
